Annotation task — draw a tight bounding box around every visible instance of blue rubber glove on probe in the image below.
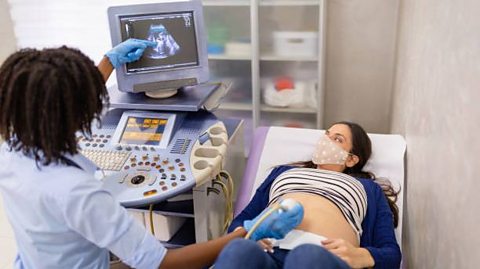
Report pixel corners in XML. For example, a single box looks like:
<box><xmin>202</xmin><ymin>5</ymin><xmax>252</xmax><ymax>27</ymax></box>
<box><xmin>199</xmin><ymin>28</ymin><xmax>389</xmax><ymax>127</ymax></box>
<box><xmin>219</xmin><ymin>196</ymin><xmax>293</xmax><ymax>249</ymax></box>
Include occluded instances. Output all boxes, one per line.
<box><xmin>243</xmin><ymin>199</ymin><xmax>304</xmax><ymax>241</ymax></box>
<box><xmin>105</xmin><ymin>38</ymin><xmax>157</xmax><ymax>68</ymax></box>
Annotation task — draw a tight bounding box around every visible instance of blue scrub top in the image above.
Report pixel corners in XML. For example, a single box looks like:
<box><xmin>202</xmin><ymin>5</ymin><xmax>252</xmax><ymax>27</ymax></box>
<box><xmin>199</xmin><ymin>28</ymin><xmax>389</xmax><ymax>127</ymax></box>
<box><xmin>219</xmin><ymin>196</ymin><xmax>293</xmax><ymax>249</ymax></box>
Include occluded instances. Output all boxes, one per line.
<box><xmin>0</xmin><ymin>143</ymin><xmax>166</xmax><ymax>269</ymax></box>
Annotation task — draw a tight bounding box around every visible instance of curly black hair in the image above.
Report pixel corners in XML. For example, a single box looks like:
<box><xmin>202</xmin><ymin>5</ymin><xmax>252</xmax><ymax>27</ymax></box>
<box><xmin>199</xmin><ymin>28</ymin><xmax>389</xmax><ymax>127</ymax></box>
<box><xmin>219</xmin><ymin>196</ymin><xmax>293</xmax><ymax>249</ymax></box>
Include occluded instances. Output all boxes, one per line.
<box><xmin>0</xmin><ymin>46</ymin><xmax>109</xmax><ymax>165</ymax></box>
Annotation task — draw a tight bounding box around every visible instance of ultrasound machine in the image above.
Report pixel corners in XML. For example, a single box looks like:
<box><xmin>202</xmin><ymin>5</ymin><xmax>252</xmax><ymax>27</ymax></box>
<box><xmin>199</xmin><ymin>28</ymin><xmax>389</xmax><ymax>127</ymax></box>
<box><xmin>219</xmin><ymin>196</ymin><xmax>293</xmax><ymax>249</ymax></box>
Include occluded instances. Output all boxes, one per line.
<box><xmin>79</xmin><ymin>0</ymin><xmax>244</xmax><ymax>245</ymax></box>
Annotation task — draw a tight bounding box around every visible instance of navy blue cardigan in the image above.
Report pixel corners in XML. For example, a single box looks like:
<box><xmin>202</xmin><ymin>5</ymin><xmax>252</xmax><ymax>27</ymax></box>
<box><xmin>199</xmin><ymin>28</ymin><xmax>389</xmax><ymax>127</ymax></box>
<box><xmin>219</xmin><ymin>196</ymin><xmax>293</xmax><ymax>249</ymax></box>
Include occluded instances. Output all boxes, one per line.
<box><xmin>228</xmin><ymin>166</ymin><xmax>401</xmax><ymax>269</ymax></box>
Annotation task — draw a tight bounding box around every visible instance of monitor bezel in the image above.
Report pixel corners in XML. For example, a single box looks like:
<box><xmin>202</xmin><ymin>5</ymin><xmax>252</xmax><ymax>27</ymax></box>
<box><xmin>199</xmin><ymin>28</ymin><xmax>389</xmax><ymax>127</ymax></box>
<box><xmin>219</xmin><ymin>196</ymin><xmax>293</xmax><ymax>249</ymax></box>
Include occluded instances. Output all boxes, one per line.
<box><xmin>111</xmin><ymin>111</ymin><xmax>177</xmax><ymax>149</ymax></box>
<box><xmin>108</xmin><ymin>0</ymin><xmax>208</xmax><ymax>94</ymax></box>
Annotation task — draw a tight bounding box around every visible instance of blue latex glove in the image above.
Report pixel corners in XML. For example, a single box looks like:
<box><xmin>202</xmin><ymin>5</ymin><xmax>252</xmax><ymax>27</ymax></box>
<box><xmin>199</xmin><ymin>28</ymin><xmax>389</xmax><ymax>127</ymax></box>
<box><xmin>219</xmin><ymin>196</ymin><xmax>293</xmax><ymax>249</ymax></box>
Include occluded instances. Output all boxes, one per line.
<box><xmin>105</xmin><ymin>38</ymin><xmax>157</xmax><ymax>68</ymax></box>
<box><xmin>243</xmin><ymin>199</ymin><xmax>304</xmax><ymax>241</ymax></box>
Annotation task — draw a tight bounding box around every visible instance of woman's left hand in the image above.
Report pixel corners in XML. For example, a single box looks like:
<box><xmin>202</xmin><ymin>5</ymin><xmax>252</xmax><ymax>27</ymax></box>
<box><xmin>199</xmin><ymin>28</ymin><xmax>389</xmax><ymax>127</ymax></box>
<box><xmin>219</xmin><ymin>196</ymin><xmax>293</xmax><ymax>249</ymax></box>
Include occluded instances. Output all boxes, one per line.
<box><xmin>322</xmin><ymin>238</ymin><xmax>375</xmax><ymax>269</ymax></box>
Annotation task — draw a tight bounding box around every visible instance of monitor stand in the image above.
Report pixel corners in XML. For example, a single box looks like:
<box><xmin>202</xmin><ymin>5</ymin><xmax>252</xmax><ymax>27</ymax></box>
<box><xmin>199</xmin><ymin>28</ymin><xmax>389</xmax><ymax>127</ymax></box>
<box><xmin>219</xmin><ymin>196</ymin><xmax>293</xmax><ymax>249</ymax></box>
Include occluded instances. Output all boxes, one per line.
<box><xmin>108</xmin><ymin>82</ymin><xmax>230</xmax><ymax>112</ymax></box>
<box><xmin>145</xmin><ymin>88</ymin><xmax>178</xmax><ymax>99</ymax></box>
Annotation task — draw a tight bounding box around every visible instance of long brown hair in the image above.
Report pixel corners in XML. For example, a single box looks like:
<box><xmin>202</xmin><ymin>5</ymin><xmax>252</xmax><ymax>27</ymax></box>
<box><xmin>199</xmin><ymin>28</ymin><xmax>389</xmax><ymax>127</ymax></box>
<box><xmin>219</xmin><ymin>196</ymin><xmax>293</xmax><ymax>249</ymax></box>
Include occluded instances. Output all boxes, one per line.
<box><xmin>0</xmin><ymin>47</ymin><xmax>109</xmax><ymax>165</ymax></box>
<box><xmin>290</xmin><ymin>121</ymin><xmax>400</xmax><ymax>228</ymax></box>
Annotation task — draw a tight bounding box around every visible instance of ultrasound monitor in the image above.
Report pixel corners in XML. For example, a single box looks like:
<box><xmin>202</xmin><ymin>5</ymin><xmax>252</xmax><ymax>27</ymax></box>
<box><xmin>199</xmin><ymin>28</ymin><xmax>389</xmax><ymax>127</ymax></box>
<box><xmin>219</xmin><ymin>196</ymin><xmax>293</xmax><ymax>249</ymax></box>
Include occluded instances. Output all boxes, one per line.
<box><xmin>108</xmin><ymin>1</ymin><xmax>209</xmax><ymax>98</ymax></box>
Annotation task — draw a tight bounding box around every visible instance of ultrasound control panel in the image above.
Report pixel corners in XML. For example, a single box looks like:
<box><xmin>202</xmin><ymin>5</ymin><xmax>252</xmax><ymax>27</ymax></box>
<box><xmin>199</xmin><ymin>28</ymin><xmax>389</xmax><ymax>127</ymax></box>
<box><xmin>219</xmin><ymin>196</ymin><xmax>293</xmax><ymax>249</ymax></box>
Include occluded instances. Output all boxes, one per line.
<box><xmin>78</xmin><ymin>109</ymin><xmax>228</xmax><ymax>207</ymax></box>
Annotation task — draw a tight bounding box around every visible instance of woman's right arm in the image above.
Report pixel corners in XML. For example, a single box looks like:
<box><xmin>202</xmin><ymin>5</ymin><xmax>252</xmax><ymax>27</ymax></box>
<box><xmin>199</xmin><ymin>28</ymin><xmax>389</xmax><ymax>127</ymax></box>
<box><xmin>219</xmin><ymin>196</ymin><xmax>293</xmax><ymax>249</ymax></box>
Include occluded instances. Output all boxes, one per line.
<box><xmin>97</xmin><ymin>56</ymin><xmax>114</xmax><ymax>82</ymax></box>
<box><xmin>98</xmin><ymin>38</ymin><xmax>157</xmax><ymax>82</ymax></box>
<box><xmin>160</xmin><ymin>228</ymin><xmax>247</xmax><ymax>269</ymax></box>
<box><xmin>364</xmin><ymin>184</ymin><xmax>402</xmax><ymax>269</ymax></box>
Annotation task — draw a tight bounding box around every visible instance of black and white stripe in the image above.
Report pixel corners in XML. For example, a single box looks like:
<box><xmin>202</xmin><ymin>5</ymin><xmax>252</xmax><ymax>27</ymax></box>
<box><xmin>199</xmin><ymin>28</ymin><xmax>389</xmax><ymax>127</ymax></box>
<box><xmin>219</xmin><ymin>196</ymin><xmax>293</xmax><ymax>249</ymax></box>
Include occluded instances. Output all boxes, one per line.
<box><xmin>268</xmin><ymin>168</ymin><xmax>367</xmax><ymax>239</ymax></box>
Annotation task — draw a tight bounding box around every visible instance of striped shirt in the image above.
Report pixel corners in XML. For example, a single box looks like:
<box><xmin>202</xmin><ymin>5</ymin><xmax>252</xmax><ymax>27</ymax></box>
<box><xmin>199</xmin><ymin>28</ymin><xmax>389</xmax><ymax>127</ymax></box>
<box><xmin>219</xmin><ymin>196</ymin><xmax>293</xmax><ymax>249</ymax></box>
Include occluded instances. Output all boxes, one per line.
<box><xmin>268</xmin><ymin>168</ymin><xmax>367</xmax><ymax>240</ymax></box>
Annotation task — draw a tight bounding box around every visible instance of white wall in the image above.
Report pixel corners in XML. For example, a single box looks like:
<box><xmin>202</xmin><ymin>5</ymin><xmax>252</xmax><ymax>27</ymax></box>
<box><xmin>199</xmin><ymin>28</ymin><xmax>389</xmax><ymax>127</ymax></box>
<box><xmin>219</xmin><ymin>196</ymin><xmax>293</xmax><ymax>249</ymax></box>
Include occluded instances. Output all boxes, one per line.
<box><xmin>7</xmin><ymin>0</ymin><xmax>179</xmax><ymax>62</ymax></box>
<box><xmin>0</xmin><ymin>0</ymin><xmax>16</xmax><ymax>144</ymax></box>
<box><xmin>0</xmin><ymin>0</ymin><xmax>16</xmax><ymax>63</ymax></box>
<box><xmin>324</xmin><ymin>0</ymin><xmax>399</xmax><ymax>133</ymax></box>
<box><xmin>391</xmin><ymin>0</ymin><xmax>480</xmax><ymax>268</ymax></box>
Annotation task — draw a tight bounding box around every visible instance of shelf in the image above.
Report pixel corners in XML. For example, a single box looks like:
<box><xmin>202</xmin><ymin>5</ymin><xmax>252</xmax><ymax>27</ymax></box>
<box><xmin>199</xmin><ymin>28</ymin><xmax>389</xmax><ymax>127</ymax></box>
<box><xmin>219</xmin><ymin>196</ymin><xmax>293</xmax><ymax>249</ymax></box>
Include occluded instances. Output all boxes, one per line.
<box><xmin>209</xmin><ymin>54</ymin><xmax>317</xmax><ymax>61</ymax></box>
<box><xmin>203</xmin><ymin>0</ymin><xmax>250</xmax><ymax>6</ymax></box>
<box><xmin>261</xmin><ymin>105</ymin><xmax>317</xmax><ymax>114</ymax></box>
<box><xmin>130</xmin><ymin>199</ymin><xmax>195</xmax><ymax>218</ymax></box>
<box><xmin>218</xmin><ymin>102</ymin><xmax>316</xmax><ymax>114</ymax></box>
<box><xmin>203</xmin><ymin>0</ymin><xmax>319</xmax><ymax>7</ymax></box>
<box><xmin>218</xmin><ymin>102</ymin><xmax>253</xmax><ymax>111</ymax></box>
<box><xmin>260</xmin><ymin>54</ymin><xmax>318</xmax><ymax>62</ymax></box>
<box><xmin>161</xmin><ymin>218</ymin><xmax>196</xmax><ymax>248</ymax></box>
<box><xmin>203</xmin><ymin>0</ymin><xmax>324</xmax><ymax>130</ymax></box>
<box><xmin>208</xmin><ymin>54</ymin><xmax>251</xmax><ymax>60</ymax></box>
<box><xmin>260</xmin><ymin>0</ymin><xmax>320</xmax><ymax>6</ymax></box>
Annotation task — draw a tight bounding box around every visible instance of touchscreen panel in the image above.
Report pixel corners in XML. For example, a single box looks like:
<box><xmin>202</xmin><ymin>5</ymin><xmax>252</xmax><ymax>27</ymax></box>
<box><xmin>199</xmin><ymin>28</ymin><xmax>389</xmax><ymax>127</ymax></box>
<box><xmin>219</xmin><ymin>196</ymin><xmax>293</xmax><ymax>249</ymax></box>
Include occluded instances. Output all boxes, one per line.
<box><xmin>120</xmin><ymin>116</ymin><xmax>168</xmax><ymax>146</ymax></box>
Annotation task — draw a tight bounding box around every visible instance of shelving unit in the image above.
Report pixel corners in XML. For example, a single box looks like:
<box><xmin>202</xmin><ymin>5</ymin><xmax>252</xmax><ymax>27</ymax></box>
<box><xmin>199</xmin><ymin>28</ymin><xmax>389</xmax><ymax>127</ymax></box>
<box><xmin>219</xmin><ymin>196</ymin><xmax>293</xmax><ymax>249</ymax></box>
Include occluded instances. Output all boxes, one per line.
<box><xmin>204</xmin><ymin>0</ymin><xmax>326</xmax><ymax>148</ymax></box>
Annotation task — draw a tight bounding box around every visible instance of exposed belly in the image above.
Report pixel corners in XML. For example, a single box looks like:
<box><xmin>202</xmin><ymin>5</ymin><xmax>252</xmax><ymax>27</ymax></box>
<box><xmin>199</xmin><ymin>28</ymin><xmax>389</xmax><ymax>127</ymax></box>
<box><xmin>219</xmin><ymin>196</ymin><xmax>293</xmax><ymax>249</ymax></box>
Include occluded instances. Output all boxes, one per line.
<box><xmin>282</xmin><ymin>192</ymin><xmax>359</xmax><ymax>246</ymax></box>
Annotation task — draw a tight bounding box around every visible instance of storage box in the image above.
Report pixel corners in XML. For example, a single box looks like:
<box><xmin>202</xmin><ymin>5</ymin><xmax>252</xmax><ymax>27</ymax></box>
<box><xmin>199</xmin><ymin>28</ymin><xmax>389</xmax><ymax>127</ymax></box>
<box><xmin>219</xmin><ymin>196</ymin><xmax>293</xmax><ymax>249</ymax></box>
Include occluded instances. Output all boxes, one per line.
<box><xmin>225</xmin><ymin>41</ymin><xmax>251</xmax><ymax>56</ymax></box>
<box><xmin>273</xmin><ymin>31</ymin><xmax>318</xmax><ymax>57</ymax></box>
<box><xmin>144</xmin><ymin>212</ymin><xmax>186</xmax><ymax>241</ymax></box>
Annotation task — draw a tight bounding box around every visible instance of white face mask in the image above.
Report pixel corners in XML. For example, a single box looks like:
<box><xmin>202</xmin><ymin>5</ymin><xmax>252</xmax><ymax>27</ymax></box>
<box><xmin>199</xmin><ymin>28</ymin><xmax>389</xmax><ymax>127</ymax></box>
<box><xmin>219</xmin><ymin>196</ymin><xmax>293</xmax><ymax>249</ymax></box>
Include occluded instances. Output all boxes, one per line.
<box><xmin>312</xmin><ymin>134</ymin><xmax>350</xmax><ymax>165</ymax></box>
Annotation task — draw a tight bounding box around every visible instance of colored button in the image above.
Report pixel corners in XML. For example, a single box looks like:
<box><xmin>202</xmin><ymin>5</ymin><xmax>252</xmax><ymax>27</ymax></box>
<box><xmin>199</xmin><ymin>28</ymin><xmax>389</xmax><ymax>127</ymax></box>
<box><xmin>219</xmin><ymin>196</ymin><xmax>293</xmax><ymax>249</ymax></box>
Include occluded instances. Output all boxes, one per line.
<box><xmin>161</xmin><ymin>186</ymin><xmax>168</xmax><ymax>191</ymax></box>
<box><xmin>143</xmin><ymin>189</ymin><xmax>157</xmax><ymax>196</ymax></box>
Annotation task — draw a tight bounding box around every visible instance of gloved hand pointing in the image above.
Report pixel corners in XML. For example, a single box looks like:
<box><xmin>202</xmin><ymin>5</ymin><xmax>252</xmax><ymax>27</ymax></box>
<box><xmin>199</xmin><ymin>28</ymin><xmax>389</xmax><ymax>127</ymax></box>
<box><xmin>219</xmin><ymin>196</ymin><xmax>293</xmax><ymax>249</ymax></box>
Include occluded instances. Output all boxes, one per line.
<box><xmin>105</xmin><ymin>38</ymin><xmax>157</xmax><ymax>68</ymax></box>
<box><xmin>243</xmin><ymin>199</ymin><xmax>304</xmax><ymax>241</ymax></box>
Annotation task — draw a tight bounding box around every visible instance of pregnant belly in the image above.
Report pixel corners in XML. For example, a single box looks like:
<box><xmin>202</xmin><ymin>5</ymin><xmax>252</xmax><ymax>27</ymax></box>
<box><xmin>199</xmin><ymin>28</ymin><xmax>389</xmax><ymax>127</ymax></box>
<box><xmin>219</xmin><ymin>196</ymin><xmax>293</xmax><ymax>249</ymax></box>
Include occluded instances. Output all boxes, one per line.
<box><xmin>282</xmin><ymin>192</ymin><xmax>359</xmax><ymax>246</ymax></box>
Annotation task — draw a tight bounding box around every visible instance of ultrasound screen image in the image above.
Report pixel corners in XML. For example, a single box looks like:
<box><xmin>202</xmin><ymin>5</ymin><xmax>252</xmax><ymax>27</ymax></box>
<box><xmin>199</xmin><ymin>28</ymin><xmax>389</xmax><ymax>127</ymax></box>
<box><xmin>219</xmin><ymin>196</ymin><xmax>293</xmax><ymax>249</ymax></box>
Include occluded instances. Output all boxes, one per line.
<box><xmin>120</xmin><ymin>12</ymin><xmax>198</xmax><ymax>73</ymax></box>
<box><xmin>146</xmin><ymin>24</ymin><xmax>180</xmax><ymax>59</ymax></box>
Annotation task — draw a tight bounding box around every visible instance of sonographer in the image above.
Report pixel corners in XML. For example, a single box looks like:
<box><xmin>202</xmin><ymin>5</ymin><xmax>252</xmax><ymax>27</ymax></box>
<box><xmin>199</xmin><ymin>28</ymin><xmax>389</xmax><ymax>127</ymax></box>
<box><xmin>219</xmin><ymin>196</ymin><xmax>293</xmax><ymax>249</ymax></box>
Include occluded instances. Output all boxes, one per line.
<box><xmin>0</xmin><ymin>39</ymin><xmax>302</xmax><ymax>269</ymax></box>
